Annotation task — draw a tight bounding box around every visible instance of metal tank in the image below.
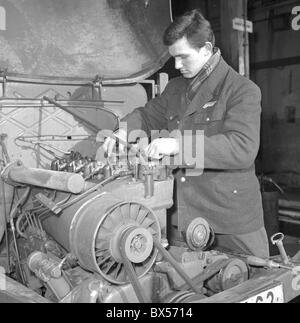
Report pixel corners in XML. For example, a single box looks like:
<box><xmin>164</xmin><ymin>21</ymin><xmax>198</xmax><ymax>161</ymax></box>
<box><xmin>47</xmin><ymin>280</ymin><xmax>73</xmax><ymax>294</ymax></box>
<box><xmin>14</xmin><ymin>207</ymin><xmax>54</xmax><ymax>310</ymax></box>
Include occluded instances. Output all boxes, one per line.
<box><xmin>0</xmin><ymin>0</ymin><xmax>171</xmax><ymax>82</ymax></box>
<box><xmin>0</xmin><ymin>0</ymin><xmax>172</xmax><ymax>245</ymax></box>
<box><xmin>0</xmin><ymin>0</ymin><xmax>172</xmax><ymax>169</ymax></box>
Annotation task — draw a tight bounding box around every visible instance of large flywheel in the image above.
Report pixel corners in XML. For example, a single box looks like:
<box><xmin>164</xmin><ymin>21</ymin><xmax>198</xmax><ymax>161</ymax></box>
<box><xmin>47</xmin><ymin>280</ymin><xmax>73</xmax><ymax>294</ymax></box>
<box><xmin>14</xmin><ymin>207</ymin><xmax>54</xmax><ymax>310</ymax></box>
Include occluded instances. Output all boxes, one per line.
<box><xmin>94</xmin><ymin>201</ymin><xmax>161</xmax><ymax>285</ymax></box>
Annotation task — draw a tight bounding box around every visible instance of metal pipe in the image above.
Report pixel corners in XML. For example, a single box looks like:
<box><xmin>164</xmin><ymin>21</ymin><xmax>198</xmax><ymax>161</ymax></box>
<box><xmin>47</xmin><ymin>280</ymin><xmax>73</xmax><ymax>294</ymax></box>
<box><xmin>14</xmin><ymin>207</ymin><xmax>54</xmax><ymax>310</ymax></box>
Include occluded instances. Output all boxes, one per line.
<box><xmin>1</xmin><ymin>104</ymin><xmax>120</xmax><ymax>109</ymax></box>
<box><xmin>279</xmin><ymin>209</ymin><xmax>300</xmax><ymax>219</ymax></box>
<box><xmin>0</xmin><ymin>133</ymin><xmax>10</xmax><ymax>163</ymax></box>
<box><xmin>9</xmin><ymin>187</ymin><xmax>31</xmax><ymax>220</ymax></box>
<box><xmin>43</xmin><ymin>96</ymin><xmax>121</xmax><ymax>135</ymax></box>
<box><xmin>2</xmin><ymin>161</ymin><xmax>85</xmax><ymax>194</ymax></box>
<box><xmin>15</xmin><ymin>211</ymin><xmax>28</xmax><ymax>239</ymax></box>
<box><xmin>0</xmin><ymin>177</ymin><xmax>10</xmax><ymax>271</ymax></box>
<box><xmin>144</xmin><ymin>173</ymin><xmax>154</xmax><ymax>198</ymax></box>
<box><xmin>43</xmin><ymin>97</ymin><xmax>99</xmax><ymax>133</ymax></box>
<box><xmin>10</xmin><ymin>218</ymin><xmax>27</xmax><ymax>284</ymax></box>
<box><xmin>0</xmin><ymin>97</ymin><xmax>124</xmax><ymax>105</ymax></box>
<box><xmin>279</xmin><ymin>199</ymin><xmax>300</xmax><ymax>210</ymax></box>
<box><xmin>1</xmin><ymin>72</ymin><xmax>7</xmax><ymax>97</ymax></box>
<box><xmin>278</xmin><ymin>216</ymin><xmax>300</xmax><ymax>225</ymax></box>
<box><xmin>1</xmin><ymin>66</ymin><xmax>168</xmax><ymax>86</ymax></box>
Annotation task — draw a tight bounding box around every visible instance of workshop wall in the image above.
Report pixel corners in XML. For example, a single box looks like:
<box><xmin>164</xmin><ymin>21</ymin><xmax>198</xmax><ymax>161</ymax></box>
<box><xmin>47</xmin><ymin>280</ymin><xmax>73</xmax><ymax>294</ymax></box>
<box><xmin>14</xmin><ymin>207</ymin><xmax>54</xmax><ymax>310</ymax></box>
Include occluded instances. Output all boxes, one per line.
<box><xmin>250</xmin><ymin>3</ymin><xmax>300</xmax><ymax>187</ymax></box>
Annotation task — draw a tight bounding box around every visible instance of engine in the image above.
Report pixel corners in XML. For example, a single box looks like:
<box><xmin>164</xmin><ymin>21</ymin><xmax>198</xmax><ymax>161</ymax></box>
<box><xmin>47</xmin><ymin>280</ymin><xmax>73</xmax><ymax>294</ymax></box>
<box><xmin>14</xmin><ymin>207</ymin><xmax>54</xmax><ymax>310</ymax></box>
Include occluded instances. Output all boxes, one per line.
<box><xmin>0</xmin><ymin>151</ymin><xmax>250</xmax><ymax>303</ymax></box>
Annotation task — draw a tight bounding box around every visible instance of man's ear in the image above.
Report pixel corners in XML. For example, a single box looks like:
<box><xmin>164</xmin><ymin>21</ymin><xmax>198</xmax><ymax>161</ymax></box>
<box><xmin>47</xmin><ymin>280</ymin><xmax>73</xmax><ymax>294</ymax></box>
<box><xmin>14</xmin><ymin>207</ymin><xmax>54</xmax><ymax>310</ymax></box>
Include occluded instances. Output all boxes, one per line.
<box><xmin>204</xmin><ymin>42</ymin><xmax>213</xmax><ymax>54</ymax></box>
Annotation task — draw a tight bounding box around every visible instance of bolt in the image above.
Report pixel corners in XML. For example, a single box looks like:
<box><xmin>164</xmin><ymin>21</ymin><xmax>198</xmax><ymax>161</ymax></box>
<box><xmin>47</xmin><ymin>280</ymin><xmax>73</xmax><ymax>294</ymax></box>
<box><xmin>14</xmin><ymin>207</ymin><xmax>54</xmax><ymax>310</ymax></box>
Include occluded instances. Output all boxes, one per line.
<box><xmin>230</xmin><ymin>273</ymin><xmax>242</xmax><ymax>282</ymax></box>
<box><xmin>51</xmin><ymin>266</ymin><xmax>61</xmax><ymax>278</ymax></box>
<box><xmin>134</xmin><ymin>239</ymin><xmax>142</xmax><ymax>250</ymax></box>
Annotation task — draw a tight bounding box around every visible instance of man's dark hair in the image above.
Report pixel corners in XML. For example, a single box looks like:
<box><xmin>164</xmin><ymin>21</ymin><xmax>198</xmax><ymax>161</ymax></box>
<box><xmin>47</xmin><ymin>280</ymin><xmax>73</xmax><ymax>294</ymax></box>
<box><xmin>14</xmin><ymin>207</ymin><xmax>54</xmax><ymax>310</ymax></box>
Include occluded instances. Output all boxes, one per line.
<box><xmin>163</xmin><ymin>9</ymin><xmax>215</xmax><ymax>49</ymax></box>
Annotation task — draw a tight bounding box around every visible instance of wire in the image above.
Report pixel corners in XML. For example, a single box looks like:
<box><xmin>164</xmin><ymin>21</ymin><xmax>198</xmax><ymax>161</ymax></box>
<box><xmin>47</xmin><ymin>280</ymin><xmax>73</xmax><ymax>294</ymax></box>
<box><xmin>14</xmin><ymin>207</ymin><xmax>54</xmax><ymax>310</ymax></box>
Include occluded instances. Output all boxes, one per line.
<box><xmin>0</xmin><ymin>177</ymin><xmax>11</xmax><ymax>272</ymax></box>
<box><xmin>169</xmin><ymin>0</ymin><xmax>173</xmax><ymax>22</ymax></box>
<box><xmin>15</xmin><ymin>211</ymin><xmax>28</xmax><ymax>239</ymax></box>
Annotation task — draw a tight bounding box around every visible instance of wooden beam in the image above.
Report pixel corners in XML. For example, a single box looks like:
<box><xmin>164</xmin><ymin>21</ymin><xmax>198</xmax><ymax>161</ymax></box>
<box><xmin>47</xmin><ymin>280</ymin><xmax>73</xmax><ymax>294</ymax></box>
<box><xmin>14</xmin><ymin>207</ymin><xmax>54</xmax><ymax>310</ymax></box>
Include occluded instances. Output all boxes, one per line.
<box><xmin>251</xmin><ymin>56</ymin><xmax>300</xmax><ymax>70</ymax></box>
<box><xmin>279</xmin><ymin>199</ymin><xmax>300</xmax><ymax>211</ymax></box>
<box><xmin>220</xmin><ymin>0</ymin><xmax>249</xmax><ymax>77</ymax></box>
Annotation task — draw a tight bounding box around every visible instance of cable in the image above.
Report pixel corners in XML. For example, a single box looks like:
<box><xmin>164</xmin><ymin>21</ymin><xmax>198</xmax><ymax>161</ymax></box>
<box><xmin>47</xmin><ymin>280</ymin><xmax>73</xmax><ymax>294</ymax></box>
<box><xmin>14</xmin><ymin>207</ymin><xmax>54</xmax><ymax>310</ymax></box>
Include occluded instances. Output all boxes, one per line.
<box><xmin>0</xmin><ymin>177</ymin><xmax>11</xmax><ymax>272</ymax></box>
<box><xmin>169</xmin><ymin>0</ymin><xmax>173</xmax><ymax>22</ymax></box>
<box><xmin>15</xmin><ymin>211</ymin><xmax>28</xmax><ymax>239</ymax></box>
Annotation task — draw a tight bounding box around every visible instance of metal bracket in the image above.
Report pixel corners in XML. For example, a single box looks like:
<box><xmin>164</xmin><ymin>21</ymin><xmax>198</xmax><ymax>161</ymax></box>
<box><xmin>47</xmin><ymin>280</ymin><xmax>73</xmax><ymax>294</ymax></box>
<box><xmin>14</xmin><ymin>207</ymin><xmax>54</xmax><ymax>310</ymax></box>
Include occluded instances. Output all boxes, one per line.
<box><xmin>35</xmin><ymin>193</ymin><xmax>62</xmax><ymax>215</ymax></box>
<box><xmin>91</xmin><ymin>74</ymin><xmax>103</xmax><ymax>101</ymax></box>
<box><xmin>0</xmin><ymin>68</ymin><xmax>8</xmax><ymax>97</ymax></box>
<box><xmin>1</xmin><ymin>160</ymin><xmax>23</xmax><ymax>186</ymax></box>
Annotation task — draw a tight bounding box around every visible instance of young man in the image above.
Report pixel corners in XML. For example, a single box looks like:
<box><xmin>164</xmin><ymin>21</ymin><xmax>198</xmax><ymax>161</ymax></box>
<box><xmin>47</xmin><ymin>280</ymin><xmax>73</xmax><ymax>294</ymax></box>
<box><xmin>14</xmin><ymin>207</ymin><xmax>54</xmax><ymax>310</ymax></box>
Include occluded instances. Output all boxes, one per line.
<box><xmin>100</xmin><ymin>9</ymin><xmax>269</xmax><ymax>258</ymax></box>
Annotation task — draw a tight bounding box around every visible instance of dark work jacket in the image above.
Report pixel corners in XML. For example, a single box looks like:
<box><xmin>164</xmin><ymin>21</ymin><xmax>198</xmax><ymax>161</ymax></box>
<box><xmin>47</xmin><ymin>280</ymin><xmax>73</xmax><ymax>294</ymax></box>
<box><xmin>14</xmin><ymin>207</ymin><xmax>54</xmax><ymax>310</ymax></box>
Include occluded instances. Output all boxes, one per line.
<box><xmin>123</xmin><ymin>57</ymin><xmax>264</xmax><ymax>235</ymax></box>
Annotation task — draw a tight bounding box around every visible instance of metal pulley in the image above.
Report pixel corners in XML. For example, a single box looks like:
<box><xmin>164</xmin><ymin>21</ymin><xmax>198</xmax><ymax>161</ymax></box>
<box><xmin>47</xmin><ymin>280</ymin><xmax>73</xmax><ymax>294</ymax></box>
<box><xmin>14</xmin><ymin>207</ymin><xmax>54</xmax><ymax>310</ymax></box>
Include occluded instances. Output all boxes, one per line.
<box><xmin>93</xmin><ymin>201</ymin><xmax>161</xmax><ymax>285</ymax></box>
<box><xmin>120</xmin><ymin>227</ymin><xmax>154</xmax><ymax>264</ymax></box>
<box><xmin>205</xmin><ymin>258</ymin><xmax>249</xmax><ymax>293</ymax></box>
<box><xmin>185</xmin><ymin>217</ymin><xmax>214</xmax><ymax>251</ymax></box>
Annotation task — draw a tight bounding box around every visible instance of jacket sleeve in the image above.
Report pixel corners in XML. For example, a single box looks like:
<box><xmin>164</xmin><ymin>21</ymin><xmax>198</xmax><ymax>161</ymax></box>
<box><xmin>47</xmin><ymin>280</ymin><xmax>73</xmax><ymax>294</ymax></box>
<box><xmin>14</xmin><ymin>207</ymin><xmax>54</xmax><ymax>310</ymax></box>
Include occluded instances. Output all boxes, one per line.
<box><xmin>203</xmin><ymin>80</ymin><xmax>262</xmax><ymax>169</ymax></box>
<box><xmin>121</xmin><ymin>80</ymin><xmax>177</xmax><ymax>139</ymax></box>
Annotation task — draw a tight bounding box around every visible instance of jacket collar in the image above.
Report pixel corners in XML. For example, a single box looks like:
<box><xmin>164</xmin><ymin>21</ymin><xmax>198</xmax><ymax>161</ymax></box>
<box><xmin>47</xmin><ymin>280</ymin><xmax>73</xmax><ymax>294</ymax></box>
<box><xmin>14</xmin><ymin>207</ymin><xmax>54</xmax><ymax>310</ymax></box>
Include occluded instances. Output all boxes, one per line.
<box><xmin>183</xmin><ymin>57</ymin><xmax>230</xmax><ymax>117</ymax></box>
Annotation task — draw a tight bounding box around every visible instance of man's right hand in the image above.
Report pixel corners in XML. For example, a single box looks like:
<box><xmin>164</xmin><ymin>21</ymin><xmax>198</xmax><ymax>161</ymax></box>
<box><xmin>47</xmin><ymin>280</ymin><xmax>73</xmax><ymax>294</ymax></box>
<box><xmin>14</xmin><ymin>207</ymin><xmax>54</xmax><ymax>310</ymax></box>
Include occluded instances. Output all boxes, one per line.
<box><xmin>100</xmin><ymin>128</ymin><xmax>128</xmax><ymax>157</ymax></box>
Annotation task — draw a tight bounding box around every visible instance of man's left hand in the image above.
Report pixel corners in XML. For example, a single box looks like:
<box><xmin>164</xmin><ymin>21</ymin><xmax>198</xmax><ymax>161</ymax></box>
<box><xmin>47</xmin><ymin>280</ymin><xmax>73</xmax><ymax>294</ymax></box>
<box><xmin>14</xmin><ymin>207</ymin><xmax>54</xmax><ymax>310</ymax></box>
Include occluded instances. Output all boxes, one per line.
<box><xmin>144</xmin><ymin>138</ymin><xmax>179</xmax><ymax>159</ymax></box>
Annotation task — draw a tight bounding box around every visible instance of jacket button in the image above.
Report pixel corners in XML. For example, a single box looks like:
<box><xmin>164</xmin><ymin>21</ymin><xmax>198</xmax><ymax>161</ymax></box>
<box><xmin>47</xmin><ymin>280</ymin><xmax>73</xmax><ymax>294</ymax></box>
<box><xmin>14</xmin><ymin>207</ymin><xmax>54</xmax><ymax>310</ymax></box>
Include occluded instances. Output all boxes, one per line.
<box><xmin>206</xmin><ymin>117</ymin><xmax>210</xmax><ymax>122</ymax></box>
<box><xmin>169</xmin><ymin>116</ymin><xmax>173</xmax><ymax>120</ymax></box>
<box><xmin>177</xmin><ymin>121</ymin><xmax>180</xmax><ymax>124</ymax></box>
<box><xmin>181</xmin><ymin>177</ymin><xmax>186</xmax><ymax>183</ymax></box>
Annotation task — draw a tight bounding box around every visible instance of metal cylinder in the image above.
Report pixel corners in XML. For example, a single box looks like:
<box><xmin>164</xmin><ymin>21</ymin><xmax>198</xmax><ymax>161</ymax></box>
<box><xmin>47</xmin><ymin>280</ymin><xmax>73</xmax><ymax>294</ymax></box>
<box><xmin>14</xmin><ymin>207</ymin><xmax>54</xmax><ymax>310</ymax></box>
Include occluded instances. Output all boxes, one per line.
<box><xmin>26</xmin><ymin>174</ymin><xmax>172</xmax><ymax>284</ymax></box>
<box><xmin>144</xmin><ymin>173</ymin><xmax>154</xmax><ymax>198</ymax></box>
<box><xmin>39</xmin><ymin>190</ymin><xmax>120</xmax><ymax>267</ymax></box>
<box><xmin>68</xmin><ymin>193</ymin><xmax>123</xmax><ymax>274</ymax></box>
<box><xmin>2</xmin><ymin>160</ymin><xmax>85</xmax><ymax>194</ymax></box>
<box><xmin>40</xmin><ymin>185</ymin><xmax>161</xmax><ymax>285</ymax></box>
<box><xmin>28</xmin><ymin>251</ymin><xmax>71</xmax><ymax>300</ymax></box>
<box><xmin>103</xmin><ymin>164</ymin><xmax>112</xmax><ymax>179</ymax></box>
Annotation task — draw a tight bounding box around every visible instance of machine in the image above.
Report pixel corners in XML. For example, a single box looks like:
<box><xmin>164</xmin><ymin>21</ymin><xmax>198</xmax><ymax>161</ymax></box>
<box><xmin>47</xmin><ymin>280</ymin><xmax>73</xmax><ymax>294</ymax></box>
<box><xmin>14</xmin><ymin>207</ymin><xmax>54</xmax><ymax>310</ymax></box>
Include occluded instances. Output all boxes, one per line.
<box><xmin>0</xmin><ymin>152</ymin><xmax>251</xmax><ymax>303</ymax></box>
<box><xmin>0</xmin><ymin>0</ymin><xmax>300</xmax><ymax>303</ymax></box>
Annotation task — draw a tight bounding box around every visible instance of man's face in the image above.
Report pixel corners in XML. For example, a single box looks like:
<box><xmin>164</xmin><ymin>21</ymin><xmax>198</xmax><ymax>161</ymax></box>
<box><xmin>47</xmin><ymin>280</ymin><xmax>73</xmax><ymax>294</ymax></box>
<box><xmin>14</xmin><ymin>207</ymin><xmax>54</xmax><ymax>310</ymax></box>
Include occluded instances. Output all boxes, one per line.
<box><xmin>168</xmin><ymin>36</ymin><xmax>211</xmax><ymax>78</ymax></box>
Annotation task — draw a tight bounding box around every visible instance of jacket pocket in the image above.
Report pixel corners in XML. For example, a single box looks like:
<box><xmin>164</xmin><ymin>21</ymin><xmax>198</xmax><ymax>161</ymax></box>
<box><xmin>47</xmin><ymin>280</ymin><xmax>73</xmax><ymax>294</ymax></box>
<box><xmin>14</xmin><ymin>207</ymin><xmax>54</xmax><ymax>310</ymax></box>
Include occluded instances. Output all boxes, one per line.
<box><xmin>194</xmin><ymin>102</ymin><xmax>224</xmax><ymax>124</ymax></box>
<box><xmin>213</xmin><ymin>174</ymin><xmax>261</xmax><ymax>212</ymax></box>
